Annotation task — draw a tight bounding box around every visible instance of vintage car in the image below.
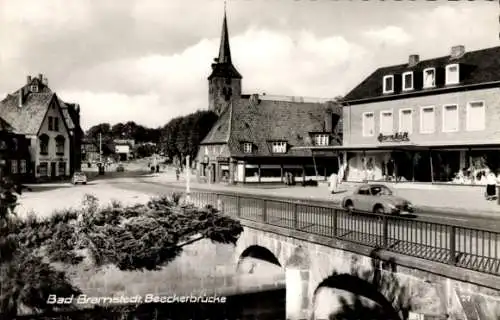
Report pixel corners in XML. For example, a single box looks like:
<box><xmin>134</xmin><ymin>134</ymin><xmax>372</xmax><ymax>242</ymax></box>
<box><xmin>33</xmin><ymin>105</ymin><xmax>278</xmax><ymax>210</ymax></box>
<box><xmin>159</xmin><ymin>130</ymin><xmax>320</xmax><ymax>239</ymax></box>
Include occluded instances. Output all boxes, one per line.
<box><xmin>71</xmin><ymin>171</ymin><xmax>88</xmax><ymax>185</ymax></box>
<box><xmin>341</xmin><ymin>183</ymin><xmax>414</xmax><ymax>215</ymax></box>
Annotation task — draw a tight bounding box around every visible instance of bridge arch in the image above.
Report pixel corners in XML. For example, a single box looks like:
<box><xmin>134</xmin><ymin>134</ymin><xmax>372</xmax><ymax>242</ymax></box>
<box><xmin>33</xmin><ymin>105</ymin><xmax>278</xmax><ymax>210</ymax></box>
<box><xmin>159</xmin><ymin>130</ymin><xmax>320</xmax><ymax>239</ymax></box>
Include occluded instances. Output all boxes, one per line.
<box><xmin>312</xmin><ymin>273</ymin><xmax>403</xmax><ymax>320</ymax></box>
<box><xmin>236</xmin><ymin>245</ymin><xmax>282</xmax><ymax>273</ymax></box>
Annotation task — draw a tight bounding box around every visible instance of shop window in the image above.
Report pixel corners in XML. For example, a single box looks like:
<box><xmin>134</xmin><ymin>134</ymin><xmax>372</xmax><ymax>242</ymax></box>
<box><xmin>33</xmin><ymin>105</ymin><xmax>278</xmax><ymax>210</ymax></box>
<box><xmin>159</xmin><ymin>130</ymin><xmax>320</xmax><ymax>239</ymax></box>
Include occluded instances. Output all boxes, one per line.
<box><xmin>399</xmin><ymin>109</ymin><xmax>413</xmax><ymax>133</ymax></box>
<box><xmin>466</xmin><ymin>101</ymin><xmax>485</xmax><ymax>131</ymax></box>
<box><xmin>420</xmin><ymin>106</ymin><xmax>435</xmax><ymax>134</ymax></box>
<box><xmin>20</xmin><ymin>160</ymin><xmax>27</xmax><ymax>174</ymax></box>
<box><xmin>380</xmin><ymin>110</ymin><xmax>393</xmax><ymax>134</ymax></box>
<box><xmin>11</xmin><ymin>160</ymin><xmax>18</xmax><ymax>174</ymax></box>
<box><xmin>442</xmin><ymin>104</ymin><xmax>459</xmax><ymax>132</ymax></box>
<box><xmin>362</xmin><ymin>112</ymin><xmax>374</xmax><ymax>137</ymax></box>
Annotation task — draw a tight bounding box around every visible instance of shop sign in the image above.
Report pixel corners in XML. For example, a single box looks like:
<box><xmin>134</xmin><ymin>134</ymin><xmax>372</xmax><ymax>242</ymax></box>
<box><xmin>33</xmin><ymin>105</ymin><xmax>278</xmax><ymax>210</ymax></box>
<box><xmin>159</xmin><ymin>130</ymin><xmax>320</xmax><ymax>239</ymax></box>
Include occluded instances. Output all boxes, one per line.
<box><xmin>216</xmin><ymin>157</ymin><xmax>229</xmax><ymax>163</ymax></box>
<box><xmin>377</xmin><ymin>132</ymin><xmax>409</xmax><ymax>143</ymax></box>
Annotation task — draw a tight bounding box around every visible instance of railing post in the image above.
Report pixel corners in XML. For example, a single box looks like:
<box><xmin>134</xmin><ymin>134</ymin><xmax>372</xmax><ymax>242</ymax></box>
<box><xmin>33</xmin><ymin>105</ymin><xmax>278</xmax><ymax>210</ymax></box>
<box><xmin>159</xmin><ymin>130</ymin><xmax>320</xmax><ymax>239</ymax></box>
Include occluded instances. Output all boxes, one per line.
<box><xmin>332</xmin><ymin>208</ymin><xmax>338</xmax><ymax>238</ymax></box>
<box><xmin>449</xmin><ymin>226</ymin><xmax>456</xmax><ymax>265</ymax></box>
<box><xmin>262</xmin><ymin>199</ymin><xmax>267</xmax><ymax>223</ymax></box>
<box><xmin>236</xmin><ymin>196</ymin><xmax>241</xmax><ymax>217</ymax></box>
<box><xmin>382</xmin><ymin>215</ymin><xmax>388</xmax><ymax>248</ymax></box>
<box><xmin>293</xmin><ymin>203</ymin><xmax>299</xmax><ymax>229</ymax></box>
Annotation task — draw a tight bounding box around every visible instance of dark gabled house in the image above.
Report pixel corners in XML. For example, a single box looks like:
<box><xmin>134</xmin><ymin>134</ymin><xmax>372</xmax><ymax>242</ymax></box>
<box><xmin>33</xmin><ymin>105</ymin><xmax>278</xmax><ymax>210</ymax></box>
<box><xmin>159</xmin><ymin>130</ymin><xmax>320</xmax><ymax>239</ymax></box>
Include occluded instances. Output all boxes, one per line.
<box><xmin>196</xmin><ymin>9</ymin><xmax>342</xmax><ymax>184</ymax></box>
<box><xmin>337</xmin><ymin>45</ymin><xmax>500</xmax><ymax>183</ymax></box>
<box><xmin>0</xmin><ymin>117</ymin><xmax>31</xmax><ymax>182</ymax></box>
<box><xmin>0</xmin><ymin>74</ymin><xmax>83</xmax><ymax>181</ymax></box>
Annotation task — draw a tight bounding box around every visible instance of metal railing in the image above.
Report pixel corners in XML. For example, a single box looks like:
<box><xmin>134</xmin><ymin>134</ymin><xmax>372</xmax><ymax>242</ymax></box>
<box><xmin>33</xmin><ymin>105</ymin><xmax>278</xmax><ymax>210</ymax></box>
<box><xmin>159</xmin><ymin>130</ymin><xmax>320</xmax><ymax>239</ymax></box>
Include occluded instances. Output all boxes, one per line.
<box><xmin>187</xmin><ymin>190</ymin><xmax>500</xmax><ymax>276</ymax></box>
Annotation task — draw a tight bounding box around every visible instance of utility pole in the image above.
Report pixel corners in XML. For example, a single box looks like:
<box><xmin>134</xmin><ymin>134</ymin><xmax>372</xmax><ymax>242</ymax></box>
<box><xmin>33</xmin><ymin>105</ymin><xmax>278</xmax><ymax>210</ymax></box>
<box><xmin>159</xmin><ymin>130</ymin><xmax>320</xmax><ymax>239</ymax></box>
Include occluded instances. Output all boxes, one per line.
<box><xmin>99</xmin><ymin>133</ymin><xmax>102</xmax><ymax>163</ymax></box>
<box><xmin>186</xmin><ymin>155</ymin><xmax>190</xmax><ymax>203</ymax></box>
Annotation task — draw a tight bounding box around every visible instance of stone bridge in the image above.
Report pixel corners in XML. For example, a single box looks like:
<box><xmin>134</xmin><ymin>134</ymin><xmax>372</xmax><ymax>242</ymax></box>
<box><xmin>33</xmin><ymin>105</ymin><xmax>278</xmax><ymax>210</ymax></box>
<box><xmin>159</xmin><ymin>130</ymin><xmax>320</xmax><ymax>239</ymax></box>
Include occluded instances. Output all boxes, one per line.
<box><xmin>75</xmin><ymin>219</ymin><xmax>500</xmax><ymax>320</ymax></box>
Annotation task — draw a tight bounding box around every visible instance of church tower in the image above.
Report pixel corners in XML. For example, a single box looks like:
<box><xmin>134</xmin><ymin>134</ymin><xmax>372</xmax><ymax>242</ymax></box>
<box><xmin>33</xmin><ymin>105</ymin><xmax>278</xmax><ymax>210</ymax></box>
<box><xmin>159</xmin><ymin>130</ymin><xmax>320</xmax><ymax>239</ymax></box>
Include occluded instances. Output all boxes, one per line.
<box><xmin>208</xmin><ymin>8</ymin><xmax>242</xmax><ymax>115</ymax></box>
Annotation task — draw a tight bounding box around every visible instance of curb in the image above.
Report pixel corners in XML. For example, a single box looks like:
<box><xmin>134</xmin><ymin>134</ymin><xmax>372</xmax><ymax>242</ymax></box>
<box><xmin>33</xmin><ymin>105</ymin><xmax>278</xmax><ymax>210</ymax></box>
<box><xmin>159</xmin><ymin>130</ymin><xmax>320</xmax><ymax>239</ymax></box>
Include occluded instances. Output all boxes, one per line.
<box><xmin>139</xmin><ymin>178</ymin><xmax>500</xmax><ymax>220</ymax></box>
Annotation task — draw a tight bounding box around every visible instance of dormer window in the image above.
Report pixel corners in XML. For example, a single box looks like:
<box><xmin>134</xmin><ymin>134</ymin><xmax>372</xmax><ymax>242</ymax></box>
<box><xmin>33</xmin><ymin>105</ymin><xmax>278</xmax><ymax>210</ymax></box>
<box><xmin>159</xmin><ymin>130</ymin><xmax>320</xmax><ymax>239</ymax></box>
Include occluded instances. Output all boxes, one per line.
<box><xmin>402</xmin><ymin>72</ymin><xmax>413</xmax><ymax>91</ymax></box>
<box><xmin>313</xmin><ymin>134</ymin><xmax>329</xmax><ymax>146</ymax></box>
<box><xmin>271</xmin><ymin>141</ymin><xmax>287</xmax><ymax>153</ymax></box>
<box><xmin>30</xmin><ymin>85</ymin><xmax>38</xmax><ymax>92</ymax></box>
<box><xmin>423</xmin><ymin>68</ymin><xmax>436</xmax><ymax>88</ymax></box>
<box><xmin>383</xmin><ymin>75</ymin><xmax>394</xmax><ymax>94</ymax></box>
<box><xmin>445</xmin><ymin>64</ymin><xmax>459</xmax><ymax>85</ymax></box>
<box><xmin>243</xmin><ymin>142</ymin><xmax>252</xmax><ymax>153</ymax></box>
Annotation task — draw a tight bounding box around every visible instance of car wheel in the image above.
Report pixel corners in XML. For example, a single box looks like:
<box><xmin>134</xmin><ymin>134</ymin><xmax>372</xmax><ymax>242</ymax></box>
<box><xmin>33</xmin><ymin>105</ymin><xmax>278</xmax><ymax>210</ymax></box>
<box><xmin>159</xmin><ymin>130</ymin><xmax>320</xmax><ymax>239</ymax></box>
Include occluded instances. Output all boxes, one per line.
<box><xmin>344</xmin><ymin>200</ymin><xmax>354</xmax><ymax>213</ymax></box>
<box><xmin>374</xmin><ymin>205</ymin><xmax>385</xmax><ymax>215</ymax></box>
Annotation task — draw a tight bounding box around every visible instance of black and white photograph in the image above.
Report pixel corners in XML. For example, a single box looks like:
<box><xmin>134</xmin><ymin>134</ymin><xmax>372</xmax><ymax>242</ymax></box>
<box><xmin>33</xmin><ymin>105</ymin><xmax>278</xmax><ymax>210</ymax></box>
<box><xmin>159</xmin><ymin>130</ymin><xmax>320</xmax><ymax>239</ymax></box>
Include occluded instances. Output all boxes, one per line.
<box><xmin>1</xmin><ymin>0</ymin><xmax>500</xmax><ymax>319</ymax></box>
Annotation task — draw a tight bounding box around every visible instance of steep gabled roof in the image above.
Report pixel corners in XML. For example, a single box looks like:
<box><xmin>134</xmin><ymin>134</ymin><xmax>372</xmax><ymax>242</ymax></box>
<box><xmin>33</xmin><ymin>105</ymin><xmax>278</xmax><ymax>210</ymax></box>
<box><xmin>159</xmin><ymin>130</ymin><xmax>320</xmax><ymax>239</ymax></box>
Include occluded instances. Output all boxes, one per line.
<box><xmin>344</xmin><ymin>45</ymin><xmax>500</xmax><ymax>103</ymax></box>
<box><xmin>202</xmin><ymin>96</ymin><xmax>341</xmax><ymax>157</ymax></box>
<box><xmin>58</xmin><ymin>99</ymin><xmax>75</xmax><ymax>130</ymax></box>
<box><xmin>0</xmin><ymin>92</ymin><xmax>55</xmax><ymax>135</ymax></box>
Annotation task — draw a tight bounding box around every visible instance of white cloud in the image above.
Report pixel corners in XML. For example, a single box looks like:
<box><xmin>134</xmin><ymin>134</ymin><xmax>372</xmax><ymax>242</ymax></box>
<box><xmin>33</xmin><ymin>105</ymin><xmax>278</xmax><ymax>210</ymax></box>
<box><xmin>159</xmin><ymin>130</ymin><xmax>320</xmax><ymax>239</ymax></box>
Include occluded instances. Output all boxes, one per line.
<box><xmin>363</xmin><ymin>26</ymin><xmax>412</xmax><ymax>46</ymax></box>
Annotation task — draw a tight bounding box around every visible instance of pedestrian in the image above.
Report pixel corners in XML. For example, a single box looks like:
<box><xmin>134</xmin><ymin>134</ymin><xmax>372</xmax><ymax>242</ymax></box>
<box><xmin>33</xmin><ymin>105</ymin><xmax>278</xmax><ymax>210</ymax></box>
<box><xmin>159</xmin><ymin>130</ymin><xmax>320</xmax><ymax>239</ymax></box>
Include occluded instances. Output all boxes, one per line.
<box><xmin>485</xmin><ymin>171</ymin><xmax>497</xmax><ymax>200</ymax></box>
<box><xmin>175</xmin><ymin>167</ymin><xmax>180</xmax><ymax>181</ymax></box>
<box><xmin>328</xmin><ymin>172</ymin><xmax>339</xmax><ymax>194</ymax></box>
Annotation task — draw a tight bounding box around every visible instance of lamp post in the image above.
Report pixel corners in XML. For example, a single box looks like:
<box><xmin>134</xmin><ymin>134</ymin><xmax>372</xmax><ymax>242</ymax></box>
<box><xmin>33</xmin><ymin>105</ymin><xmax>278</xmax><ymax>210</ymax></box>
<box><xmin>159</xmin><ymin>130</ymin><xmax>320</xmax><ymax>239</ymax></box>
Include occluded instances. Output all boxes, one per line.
<box><xmin>186</xmin><ymin>155</ymin><xmax>190</xmax><ymax>203</ymax></box>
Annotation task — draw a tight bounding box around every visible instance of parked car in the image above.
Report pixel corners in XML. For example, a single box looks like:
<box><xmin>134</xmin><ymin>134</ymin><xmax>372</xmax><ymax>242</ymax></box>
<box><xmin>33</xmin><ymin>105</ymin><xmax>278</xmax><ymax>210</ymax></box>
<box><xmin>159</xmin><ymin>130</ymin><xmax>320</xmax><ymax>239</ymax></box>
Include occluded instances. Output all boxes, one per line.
<box><xmin>341</xmin><ymin>184</ymin><xmax>414</xmax><ymax>215</ymax></box>
<box><xmin>116</xmin><ymin>164</ymin><xmax>125</xmax><ymax>172</ymax></box>
<box><xmin>71</xmin><ymin>172</ymin><xmax>88</xmax><ymax>185</ymax></box>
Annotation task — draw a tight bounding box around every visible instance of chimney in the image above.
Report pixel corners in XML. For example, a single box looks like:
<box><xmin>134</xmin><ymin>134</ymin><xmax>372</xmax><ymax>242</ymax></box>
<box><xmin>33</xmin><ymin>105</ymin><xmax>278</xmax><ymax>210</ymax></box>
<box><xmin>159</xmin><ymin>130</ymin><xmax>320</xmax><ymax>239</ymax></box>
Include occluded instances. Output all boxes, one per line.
<box><xmin>18</xmin><ymin>88</ymin><xmax>24</xmax><ymax>107</ymax></box>
<box><xmin>450</xmin><ymin>45</ymin><xmax>465</xmax><ymax>59</ymax></box>
<box><xmin>38</xmin><ymin>73</ymin><xmax>43</xmax><ymax>81</ymax></box>
<box><xmin>408</xmin><ymin>54</ymin><xmax>419</xmax><ymax>67</ymax></box>
<box><xmin>42</xmin><ymin>77</ymin><xmax>48</xmax><ymax>86</ymax></box>
<box><xmin>249</xmin><ymin>94</ymin><xmax>259</xmax><ymax>105</ymax></box>
<box><xmin>27</xmin><ymin>75</ymin><xmax>32</xmax><ymax>84</ymax></box>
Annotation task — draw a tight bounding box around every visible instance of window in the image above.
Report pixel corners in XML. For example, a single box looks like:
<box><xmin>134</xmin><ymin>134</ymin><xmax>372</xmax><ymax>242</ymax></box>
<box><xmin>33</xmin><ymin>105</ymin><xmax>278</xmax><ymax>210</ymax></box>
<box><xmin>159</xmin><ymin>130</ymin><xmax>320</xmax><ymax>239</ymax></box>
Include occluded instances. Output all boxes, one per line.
<box><xmin>383</xmin><ymin>75</ymin><xmax>394</xmax><ymax>94</ymax></box>
<box><xmin>466</xmin><ymin>101</ymin><xmax>485</xmax><ymax>131</ymax></box>
<box><xmin>243</xmin><ymin>143</ymin><xmax>252</xmax><ymax>153</ymax></box>
<box><xmin>11</xmin><ymin>160</ymin><xmax>18</xmax><ymax>174</ymax></box>
<box><xmin>402</xmin><ymin>72</ymin><xmax>413</xmax><ymax>91</ymax></box>
<box><xmin>58</xmin><ymin>162</ymin><xmax>66</xmax><ymax>176</ymax></box>
<box><xmin>442</xmin><ymin>104</ymin><xmax>459</xmax><ymax>132</ymax></box>
<box><xmin>20</xmin><ymin>160</ymin><xmax>26</xmax><ymax>174</ymax></box>
<box><xmin>358</xmin><ymin>186</ymin><xmax>370</xmax><ymax>195</ymax></box>
<box><xmin>39</xmin><ymin>162</ymin><xmax>48</xmax><ymax>177</ymax></box>
<box><xmin>445</xmin><ymin>64</ymin><xmax>459</xmax><ymax>85</ymax></box>
<box><xmin>380</xmin><ymin>110</ymin><xmax>394</xmax><ymax>134</ymax></box>
<box><xmin>271</xmin><ymin>141</ymin><xmax>287</xmax><ymax>153</ymax></box>
<box><xmin>30</xmin><ymin>85</ymin><xmax>38</xmax><ymax>92</ymax></box>
<box><xmin>55</xmin><ymin>136</ymin><xmax>65</xmax><ymax>155</ymax></box>
<box><xmin>420</xmin><ymin>106</ymin><xmax>435</xmax><ymax>134</ymax></box>
<box><xmin>399</xmin><ymin>108</ymin><xmax>413</xmax><ymax>133</ymax></box>
<box><xmin>362</xmin><ymin>112</ymin><xmax>375</xmax><ymax>137</ymax></box>
<box><xmin>314</xmin><ymin>134</ymin><xmax>329</xmax><ymax>146</ymax></box>
<box><xmin>39</xmin><ymin>134</ymin><xmax>49</xmax><ymax>155</ymax></box>
<box><xmin>48</xmin><ymin>117</ymin><xmax>53</xmax><ymax>131</ymax></box>
<box><xmin>54</xmin><ymin>118</ymin><xmax>59</xmax><ymax>131</ymax></box>
<box><xmin>423</xmin><ymin>68</ymin><xmax>436</xmax><ymax>88</ymax></box>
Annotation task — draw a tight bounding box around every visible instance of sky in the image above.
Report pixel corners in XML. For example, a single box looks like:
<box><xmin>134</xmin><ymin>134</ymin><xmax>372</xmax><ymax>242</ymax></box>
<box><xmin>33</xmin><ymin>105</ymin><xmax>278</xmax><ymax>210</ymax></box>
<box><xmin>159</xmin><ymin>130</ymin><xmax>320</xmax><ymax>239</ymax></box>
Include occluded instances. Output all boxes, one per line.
<box><xmin>0</xmin><ymin>0</ymin><xmax>498</xmax><ymax>131</ymax></box>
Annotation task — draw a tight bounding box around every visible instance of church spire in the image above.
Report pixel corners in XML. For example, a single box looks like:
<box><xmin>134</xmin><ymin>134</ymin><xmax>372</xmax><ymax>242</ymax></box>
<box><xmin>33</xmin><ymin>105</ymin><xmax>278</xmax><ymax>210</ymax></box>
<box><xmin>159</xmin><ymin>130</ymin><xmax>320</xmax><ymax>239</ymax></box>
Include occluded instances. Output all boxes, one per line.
<box><xmin>217</xmin><ymin>4</ymin><xmax>232</xmax><ymax>64</ymax></box>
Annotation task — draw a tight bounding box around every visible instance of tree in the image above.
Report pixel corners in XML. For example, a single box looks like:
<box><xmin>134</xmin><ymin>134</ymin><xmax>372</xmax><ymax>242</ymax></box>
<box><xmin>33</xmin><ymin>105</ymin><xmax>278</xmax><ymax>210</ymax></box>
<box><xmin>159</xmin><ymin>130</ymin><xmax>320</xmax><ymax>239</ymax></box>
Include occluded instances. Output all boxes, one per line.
<box><xmin>0</xmin><ymin>191</ymin><xmax>243</xmax><ymax>317</ymax></box>
<box><xmin>85</xmin><ymin>123</ymin><xmax>111</xmax><ymax>142</ymax></box>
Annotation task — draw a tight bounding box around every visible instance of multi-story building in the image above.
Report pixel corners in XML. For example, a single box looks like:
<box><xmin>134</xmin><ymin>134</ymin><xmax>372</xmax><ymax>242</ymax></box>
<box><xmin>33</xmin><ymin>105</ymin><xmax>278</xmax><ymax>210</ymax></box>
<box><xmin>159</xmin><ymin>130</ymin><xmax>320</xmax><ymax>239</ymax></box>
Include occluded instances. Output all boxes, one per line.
<box><xmin>0</xmin><ymin>74</ymin><xmax>82</xmax><ymax>181</ymax></box>
<box><xmin>196</xmin><ymin>10</ymin><xmax>342</xmax><ymax>184</ymax></box>
<box><xmin>0</xmin><ymin>118</ymin><xmax>32</xmax><ymax>182</ymax></box>
<box><xmin>339</xmin><ymin>45</ymin><xmax>500</xmax><ymax>183</ymax></box>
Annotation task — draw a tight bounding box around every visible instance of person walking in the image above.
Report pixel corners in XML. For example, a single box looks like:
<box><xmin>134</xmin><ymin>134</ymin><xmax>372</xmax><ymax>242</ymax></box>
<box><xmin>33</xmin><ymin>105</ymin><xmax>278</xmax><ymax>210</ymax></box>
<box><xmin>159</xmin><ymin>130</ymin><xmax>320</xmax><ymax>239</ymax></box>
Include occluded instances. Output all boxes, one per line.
<box><xmin>329</xmin><ymin>172</ymin><xmax>339</xmax><ymax>194</ymax></box>
<box><xmin>485</xmin><ymin>171</ymin><xmax>498</xmax><ymax>200</ymax></box>
<box><xmin>175</xmin><ymin>167</ymin><xmax>180</xmax><ymax>181</ymax></box>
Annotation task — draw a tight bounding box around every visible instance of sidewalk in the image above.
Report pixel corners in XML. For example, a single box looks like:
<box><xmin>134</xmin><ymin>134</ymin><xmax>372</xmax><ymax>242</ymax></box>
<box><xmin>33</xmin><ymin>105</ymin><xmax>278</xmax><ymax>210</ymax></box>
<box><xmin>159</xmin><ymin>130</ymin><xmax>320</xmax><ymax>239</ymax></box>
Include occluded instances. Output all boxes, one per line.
<box><xmin>139</xmin><ymin>172</ymin><xmax>500</xmax><ymax>218</ymax></box>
